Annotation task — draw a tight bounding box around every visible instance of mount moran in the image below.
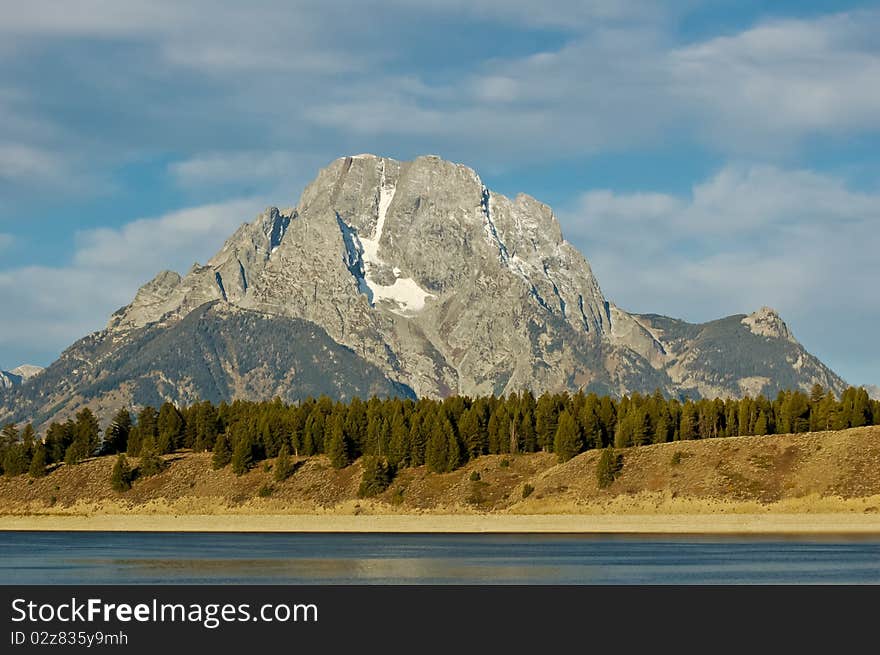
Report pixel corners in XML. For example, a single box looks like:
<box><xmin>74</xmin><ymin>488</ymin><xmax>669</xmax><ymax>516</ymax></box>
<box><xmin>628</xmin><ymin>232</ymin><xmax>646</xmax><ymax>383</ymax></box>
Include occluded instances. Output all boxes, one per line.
<box><xmin>1</xmin><ymin>154</ymin><xmax>846</xmax><ymax>426</ymax></box>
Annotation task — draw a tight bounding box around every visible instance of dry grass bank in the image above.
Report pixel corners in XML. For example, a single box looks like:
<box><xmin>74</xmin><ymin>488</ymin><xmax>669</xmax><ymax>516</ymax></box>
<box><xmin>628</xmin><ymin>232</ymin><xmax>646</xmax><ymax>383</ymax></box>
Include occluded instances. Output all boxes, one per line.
<box><xmin>1</xmin><ymin>425</ymin><xmax>879</xmax><ymax>532</ymax></box>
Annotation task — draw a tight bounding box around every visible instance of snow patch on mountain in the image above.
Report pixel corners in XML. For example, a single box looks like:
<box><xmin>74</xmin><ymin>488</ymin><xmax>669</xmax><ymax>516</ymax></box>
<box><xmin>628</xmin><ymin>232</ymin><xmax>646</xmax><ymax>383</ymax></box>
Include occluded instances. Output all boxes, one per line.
<box><xmin>354</xmin><ymin>158</ymin><xmax>434</xmax><ymax>316</ymax></box>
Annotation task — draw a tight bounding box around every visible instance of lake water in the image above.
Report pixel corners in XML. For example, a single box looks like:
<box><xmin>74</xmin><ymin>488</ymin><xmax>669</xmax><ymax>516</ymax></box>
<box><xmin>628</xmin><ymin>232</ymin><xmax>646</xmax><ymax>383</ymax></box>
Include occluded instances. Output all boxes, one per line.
<box><xmin>1</xmin><ymin>532</ymin><xmax>879</xmax><ymax>584</ymax></box>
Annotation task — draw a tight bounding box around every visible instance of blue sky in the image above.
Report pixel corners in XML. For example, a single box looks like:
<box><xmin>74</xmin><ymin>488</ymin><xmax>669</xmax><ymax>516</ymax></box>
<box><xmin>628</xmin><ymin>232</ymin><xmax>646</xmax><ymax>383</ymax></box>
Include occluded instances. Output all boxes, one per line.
<box><xmin>0</xmin><ymin>0</ymin><xmax>878</xmax><ymax>387</ymax></box>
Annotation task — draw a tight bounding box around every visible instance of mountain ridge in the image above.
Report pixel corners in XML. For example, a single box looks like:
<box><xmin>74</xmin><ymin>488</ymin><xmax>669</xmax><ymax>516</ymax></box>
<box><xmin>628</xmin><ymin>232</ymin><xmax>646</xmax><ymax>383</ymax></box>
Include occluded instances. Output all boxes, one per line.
<box><xmin>0</xmin><ymin>154</ymin><xmax>848</xmax><ymax>426</ymax></box>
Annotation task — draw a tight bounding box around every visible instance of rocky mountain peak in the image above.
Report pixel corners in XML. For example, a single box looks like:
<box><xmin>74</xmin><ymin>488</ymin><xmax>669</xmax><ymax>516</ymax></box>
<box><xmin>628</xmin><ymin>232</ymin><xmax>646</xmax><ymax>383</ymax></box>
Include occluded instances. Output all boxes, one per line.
<box><xmin>741</xmin><ymin>306</ymin><xmax>795</xmax><ymax>342</ymax></box>
<box><xmin>0</xmin><ymin>364</ymin><xmax>44</xmax><ymax>390</ymax></box>
<box><xmin>61</xmin><ymin>153</ymin><xmax>844</xmax><ymax>408</ymax></box>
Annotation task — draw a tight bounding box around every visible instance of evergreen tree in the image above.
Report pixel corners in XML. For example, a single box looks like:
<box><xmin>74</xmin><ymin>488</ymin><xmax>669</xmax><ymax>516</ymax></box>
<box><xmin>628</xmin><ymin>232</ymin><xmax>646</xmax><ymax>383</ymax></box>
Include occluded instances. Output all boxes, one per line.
<box><xmin>303</xmin><ymin>408</ymin><xmax>325</xmax><ymax>456</ymax></box>
<box><xmin>102</xmin><ymin>409</ymin><xmax>131</xmax><ymax>455</ymax></box>
<box><xmin>358</xmin><ymin>457</ymin><xmax>392</xmax><ymax>497</ymax></box>
<box><xmin>753</xmin><ymin>411</ymin><xmax>769</xmax><ymax>436</ymax></box>
<box><xmin>459</xmin><ymin>408</ymin><xmax>485</xmax><ymax>459</ymax></box>
<box><xmin>388</xmin><ymin>411</ymin><xmax>410</xmax><ymax>468</ymax></box>
<box><xmin>28</xmin><ymin>442</ymin><xmax>48</xmax><ymax>478</ymax></box>
<box><xmin>425</xmin><ymin>427</ymin><xmax>449</xmax><ymax>473</ymax></box>
<box><xmin>3</xmin><ymin>442</ymin><xmax>29</xmax><ymax>476</ymax></box>
<box><xmin>212</xmin><ymin>433</ymin><xmax>232</xmax><ymax>469</ymax></box>
<box><xmin>851</xmin><ymin>388</ymin><xmax>872</xmax><ymax>428</ymax></box>
<box><xmin>74</xmin><ymin>408</ymin><xmax>100</xmax><ymax>457</ymax></box>
<box><xmin>157</xmin><ymin>402</ymin><xmax>184</xmax><ymax>453</ymax></box>
<box><xmin>519</xmin><ymin>408</ymin><xmax>537</xmax><ymax>452</ymax></box>
<box><xmin>535</xmin><ymin>394</ymin><xmax>559</xmax><ymax>451</ymax></box>
<box><xmin>680</xmin><ymin>402</ymin><xmax>698</xmax><ymax>440</ymax></box>
<box><xmin>231</xmin><ymin>436</ymin><xmax>254</xmax><ymax>475</ymax></box>
<box><xmin>327</xmin><ymin>414</ymin><xmax>350</xmax><ymax>469</ymax></box>
<box><xmin>408</xmin><ymin>409</ymin><xmax>429</xmax><ymax>466</ymax></box>
<box><xmin>129</xmin><ymin>406</ymin><xmax>158</xmax><ymax>457</ymax></box>
<box><xmin>554</xmin><ymin>410</ymin><xmax>582</xmax><ymax>463</ymax></box>
<box><xmin>596</xmin><ymin>447</ymin><xmax>622</xmax><ymax>488</ymax></box>
<box><xmin>44</xmin><ymin>421</ymin><xmax>74</xmax><ymax>464</ymax></box>
<box><xmin>274</xmin><ymin>444</ymin><xmax>293</xmax><ymax>482</ymax></box>
<box><xmin>138</xmin><ymin>436</ymin><xmax>165</xmax><ymax>477</ymax></box>
<box><xmin>110</xmin><ymin>453</ymin><xmax>133</xmax><ymax>491</ymax></box>
<box><xmin>194</xmin><ymin>401</ymin><xmax>220</xmax><ymax>451</ymax></box>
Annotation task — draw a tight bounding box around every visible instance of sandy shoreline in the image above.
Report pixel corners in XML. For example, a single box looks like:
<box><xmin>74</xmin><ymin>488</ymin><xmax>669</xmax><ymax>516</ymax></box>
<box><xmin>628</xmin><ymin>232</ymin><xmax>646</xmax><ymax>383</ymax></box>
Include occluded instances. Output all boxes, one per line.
<box><xmin>2</xmin><ymin>513</ymin><xmax>880</xmax><ymax>534</ymax></box>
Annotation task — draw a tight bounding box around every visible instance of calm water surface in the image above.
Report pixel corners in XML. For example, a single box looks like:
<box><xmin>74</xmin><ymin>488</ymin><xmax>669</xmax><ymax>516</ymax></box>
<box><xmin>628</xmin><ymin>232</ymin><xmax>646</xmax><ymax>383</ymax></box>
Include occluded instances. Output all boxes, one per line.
<box><xmin>1</xmin><ymin>532</ymin><xmax>879</xmax><ymax>584</ymax></box>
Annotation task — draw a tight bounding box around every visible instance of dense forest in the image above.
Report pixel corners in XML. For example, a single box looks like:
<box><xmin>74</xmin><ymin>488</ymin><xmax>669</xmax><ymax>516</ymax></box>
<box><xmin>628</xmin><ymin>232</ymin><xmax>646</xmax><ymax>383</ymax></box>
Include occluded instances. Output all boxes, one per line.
<box><xmin>1</xmin><ymin>386</ymin><xmax>878</xmax><ymax>495</ymax></box>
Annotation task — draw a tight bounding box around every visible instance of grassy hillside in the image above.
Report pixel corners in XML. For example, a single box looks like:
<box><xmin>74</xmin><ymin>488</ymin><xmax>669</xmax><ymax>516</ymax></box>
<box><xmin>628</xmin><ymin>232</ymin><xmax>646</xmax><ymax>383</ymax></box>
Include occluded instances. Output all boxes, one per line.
<box><xmin>1</xmin><ymin>425</ymin><xmax>879</xmax><ymax>516</ymax></box>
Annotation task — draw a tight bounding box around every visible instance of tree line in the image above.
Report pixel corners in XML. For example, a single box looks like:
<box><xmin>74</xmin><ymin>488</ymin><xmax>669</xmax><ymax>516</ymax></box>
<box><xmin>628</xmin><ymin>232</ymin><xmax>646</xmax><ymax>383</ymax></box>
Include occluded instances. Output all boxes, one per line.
<box><xmin>1</xmin><ymin>385</ymin><xmax>878</xmax><ymax>493</ymax></box>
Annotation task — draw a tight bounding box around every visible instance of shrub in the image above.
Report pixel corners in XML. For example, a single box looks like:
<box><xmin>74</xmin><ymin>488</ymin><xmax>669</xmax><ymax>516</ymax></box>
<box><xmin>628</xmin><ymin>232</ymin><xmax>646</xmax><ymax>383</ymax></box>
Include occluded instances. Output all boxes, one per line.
<box><xmin>257</xmin><ymin>484</ymin><xmax>274</xmax><ymax>498</ymax></box>
<box><xmin>522</xmin><ymin>483</ymin><xmax>535</xmax><ymax>499</ymax></box>
<box><xmin>499</xmin><ymin>458</ymin><xmax>510</xmax><ymax>468</ymax></box>
<box><xmin>469</xmin><ymin>471</ymin><xmax>481</xmax><ymax>482</ymax></box>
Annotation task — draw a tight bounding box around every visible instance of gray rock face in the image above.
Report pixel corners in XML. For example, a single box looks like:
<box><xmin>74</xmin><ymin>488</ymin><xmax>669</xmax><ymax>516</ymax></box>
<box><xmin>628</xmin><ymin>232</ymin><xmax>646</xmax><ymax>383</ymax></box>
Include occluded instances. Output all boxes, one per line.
<box><xmin>0</xmin><ymin>364</ymin><xmax>44</xmax><ymax>390</ymax></box>
<box><xmin>5</xmin><ymin>154</ymin><xmax>849</xmax><ymax>424</ymax></box>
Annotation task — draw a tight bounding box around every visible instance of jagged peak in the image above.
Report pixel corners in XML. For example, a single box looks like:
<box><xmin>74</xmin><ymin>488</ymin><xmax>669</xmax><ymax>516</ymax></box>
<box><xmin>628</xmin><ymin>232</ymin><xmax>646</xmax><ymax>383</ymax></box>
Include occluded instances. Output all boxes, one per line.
<box><xmin>741</xmin><ymin>306</ymin><xmax>795</xmax><ymax>342</ymax></box>
<box><xmin>10</xmin><ymin>364</ymin><xmax>44</xmax><ymax>380</ymax></box>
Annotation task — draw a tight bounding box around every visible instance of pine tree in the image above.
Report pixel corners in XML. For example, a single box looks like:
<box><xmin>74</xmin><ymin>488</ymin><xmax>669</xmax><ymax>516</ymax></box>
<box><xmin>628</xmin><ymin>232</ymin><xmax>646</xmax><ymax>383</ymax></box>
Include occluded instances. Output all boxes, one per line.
<box><xmin>274</xmin><ymin>444</ymin><xmax>293</xmax><ymax>482</ymax></box>
<box><xmin>535</xmin><ymin>395</ymin><xmax>559</xmax><ymax>451</ymax></box>
<box><xmin>388</xmin><ymin>412</ymin><xmax>410</xmax><ymax>468</ymax></box>
<box><xmin>358</xmin><ymin>457</ymin><xmax>392</xmax><ymax>497</ymax></box>
<box><xmin>231</xmin><ymin>436</ymin><xmax>254</xmax><ymax>476</ymax></box>
<box><xmin>425</xmin><ymin>429</ymin><xmax>448</xmax><ymax>473</ymax></box>
<box><xmin>138</xmin><ymin>436</ymin><xmax>165</xmax><ymax>477</ymax></box>
<box><xmin>753</xmin><ymin>411</ymin><xmax>769</xmax><ymax>436</ymax></box>
<box><xmin>596</xmin><ymin>447</ymin><xmax>621</xmax><ymax>488</ymax></box>
<box><xmin>459</xmin><ymin>408</ymin><xmax>485</xmax><ymax>459</ymax></box>
<box><xmin>554</xmin><ymin>410</ymin><xmax>582</xmax><ymax>463</ymax></box>
<box><xmin>519</xmin><ymin>408</ymin><xmax>537</xmax><ymax>452</ymax></box>
<box><xmin>212</xmin><ymin>433</ymin><xmax>232</xmax><ymax>469</ymax></box>
<box><xmin>157</xmin><ymin>402</ymin><xmax>184</xmax><ymax>454</ymax></box>
<box><xmin>194</xmin><ymin>401</ymin><xmax>220</xmax><ymax>451</ymax></box>
<box><xmin>111</xmin><ymin>453</ymin><xmax>133</xmax><ymax>491</ymax></box>
<box><xmin>851</xmin><ymin>388</ymin><xmax>872</xmax><ymax>428</ymax></box>
<box><xmin>327</xmin><ymin>414</ymin><xmax>350</xmax><ymax>469</ymax></box>
<box><xmin>102</xmin><ymin>409</ymin><xmax>131</xmax><ymax>455</ymax></box>
<box><xmin>680</xmin><ymin>402</ymin><xmax>698</xmax><ymax>440</ymax></box>
<box><xmin>42</xmin><ymin>421</ymin><xmax>73</xmax><ymax>464</ymax></box>
<box><xmin>28</xmin><ymin>442</ymin><xmax>48</xmax><ymax>478</ymax></box>
<box><xmin>3</xmin><ymin>443</ymin><xmax>29</xmax><ymax>476</ymax></box>
<box><xmin>74</xmin><ymin>408</ymin><xmax>100</xmax><ymax>457</ymax></box>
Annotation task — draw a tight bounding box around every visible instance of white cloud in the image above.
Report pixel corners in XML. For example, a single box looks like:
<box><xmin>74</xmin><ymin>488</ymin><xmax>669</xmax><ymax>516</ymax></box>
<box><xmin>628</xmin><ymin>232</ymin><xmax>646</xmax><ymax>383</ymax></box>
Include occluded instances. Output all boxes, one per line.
<box><xmin>669</xmin><ymin>11</ymin><xmax>880</xmax><ymax>150</ymax></box>
<box><xmin>0</xmin><ymin>144</ymin><xmax>67</xmax><ymax>184</ymax></box>
<box><xmin>0</xmin><ymin>198</ymin><xmax>258</xmax><ymax>363</ymax></box>
<box><xmin>74</xmin><ymin>199</ymin><xmax>259</xmax><ymax>274</ymax></box>
<box><xmin>562</xmin><ymin>164</ymin><xmax>880</xmax><ymax>383</ymax></box>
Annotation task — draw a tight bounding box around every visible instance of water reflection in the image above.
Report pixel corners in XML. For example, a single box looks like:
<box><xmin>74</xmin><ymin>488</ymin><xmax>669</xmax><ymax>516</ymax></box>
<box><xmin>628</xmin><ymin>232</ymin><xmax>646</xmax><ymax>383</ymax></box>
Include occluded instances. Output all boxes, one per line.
<box><xmin>1</xmin><ymin>532</ymin><xmax>879</xmax><ymax>584</ymax></box>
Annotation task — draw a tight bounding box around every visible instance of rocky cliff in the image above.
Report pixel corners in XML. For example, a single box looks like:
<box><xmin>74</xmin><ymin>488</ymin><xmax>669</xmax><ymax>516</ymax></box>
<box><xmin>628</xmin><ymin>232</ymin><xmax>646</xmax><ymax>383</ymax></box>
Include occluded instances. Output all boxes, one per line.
<box><xmin>1</xmin><ymin>155</ymin><xmax>847</xmax><ymax>425</ymax></box>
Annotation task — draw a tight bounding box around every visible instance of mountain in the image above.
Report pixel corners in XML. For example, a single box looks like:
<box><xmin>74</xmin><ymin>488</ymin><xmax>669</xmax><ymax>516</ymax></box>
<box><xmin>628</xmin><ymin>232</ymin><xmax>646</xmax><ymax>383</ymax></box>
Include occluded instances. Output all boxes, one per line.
<box><xmin>0</xmin><ymin>365</ymin><xmax>44</xmax><ymax>390</ymax></box>
<box><xmin>0</xmin><ymin>154</ymin><xmax>846</xmax><ymax>426</ymax></box>
<box><xmin>866</xmin><ymin>385</ymin><xmax>880</xmax><ymax>401</ymax></box>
